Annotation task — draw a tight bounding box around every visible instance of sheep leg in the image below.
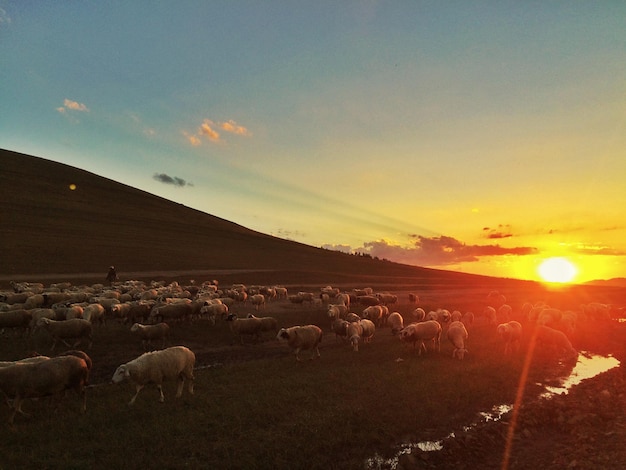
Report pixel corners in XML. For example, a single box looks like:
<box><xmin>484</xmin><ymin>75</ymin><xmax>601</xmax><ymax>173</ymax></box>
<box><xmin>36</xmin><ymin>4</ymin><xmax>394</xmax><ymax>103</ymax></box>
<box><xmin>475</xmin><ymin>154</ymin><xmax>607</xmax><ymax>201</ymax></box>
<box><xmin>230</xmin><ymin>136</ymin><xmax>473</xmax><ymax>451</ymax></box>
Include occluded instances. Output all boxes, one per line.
<box><xmin>157</xmin><ymin>385</ymin><xmax>165</xmax><ymax>403</ymax></box>
<box><xmin>128</xmin><ymin>384</ymin><xmax>144</xmax><ymax>406</ymax></box>
<box><xmin>294</xmin><ymin>348</ymin><xmax>301</xmax><ymax>362</ymax></box>
<box><xmin>176</xmin><ymin>378</ymin><xmax>184</xmax><ymax>398</ymax></box>
<box><xmin>312</xmin><ymin>346</ymin><xmax>320</xmax><ymax>360</ymax></box>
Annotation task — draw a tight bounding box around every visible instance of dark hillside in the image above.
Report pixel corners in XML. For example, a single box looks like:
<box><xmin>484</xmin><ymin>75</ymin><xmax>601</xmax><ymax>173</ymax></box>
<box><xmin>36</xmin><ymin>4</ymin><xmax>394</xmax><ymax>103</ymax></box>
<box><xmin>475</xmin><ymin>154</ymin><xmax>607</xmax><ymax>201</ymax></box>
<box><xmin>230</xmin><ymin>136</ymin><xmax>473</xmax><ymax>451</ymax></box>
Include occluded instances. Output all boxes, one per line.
<box><xmin>2</xmin><ymin>148</ymin><xmax>502</xmax><ymax>287</ymax></box>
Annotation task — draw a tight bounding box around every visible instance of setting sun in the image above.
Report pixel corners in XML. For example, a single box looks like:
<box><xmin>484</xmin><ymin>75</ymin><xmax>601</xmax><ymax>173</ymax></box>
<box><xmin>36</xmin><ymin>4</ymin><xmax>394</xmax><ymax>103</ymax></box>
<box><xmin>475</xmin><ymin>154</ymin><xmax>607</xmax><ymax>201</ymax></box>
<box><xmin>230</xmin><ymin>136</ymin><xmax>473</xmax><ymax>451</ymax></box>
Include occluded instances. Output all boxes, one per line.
<box><xmin>537</xmin><ymin>257</ymin><xmax>578</xmax><ymax>283</ymax></box>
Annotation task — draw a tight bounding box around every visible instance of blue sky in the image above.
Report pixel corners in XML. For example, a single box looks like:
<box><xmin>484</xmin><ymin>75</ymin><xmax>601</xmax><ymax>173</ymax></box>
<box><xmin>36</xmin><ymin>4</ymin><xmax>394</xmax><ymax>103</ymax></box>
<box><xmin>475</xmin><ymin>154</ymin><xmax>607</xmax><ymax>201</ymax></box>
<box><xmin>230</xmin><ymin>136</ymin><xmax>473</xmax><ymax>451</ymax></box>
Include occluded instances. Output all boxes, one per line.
<box><xmin>1</xmin><ymin>2</ymin><xmax>625</xmax><ymax>282</ymax></box>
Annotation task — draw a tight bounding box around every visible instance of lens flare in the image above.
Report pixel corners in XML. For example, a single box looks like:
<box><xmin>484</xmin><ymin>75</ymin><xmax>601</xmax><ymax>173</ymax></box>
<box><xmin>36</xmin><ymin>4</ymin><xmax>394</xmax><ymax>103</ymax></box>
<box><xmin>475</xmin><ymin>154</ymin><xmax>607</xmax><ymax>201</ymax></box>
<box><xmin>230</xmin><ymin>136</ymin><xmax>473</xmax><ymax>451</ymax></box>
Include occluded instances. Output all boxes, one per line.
<box><xmin>537</xmin><ymin>257</ymin><xmax>577</xmax><ymax>283</ymax></box>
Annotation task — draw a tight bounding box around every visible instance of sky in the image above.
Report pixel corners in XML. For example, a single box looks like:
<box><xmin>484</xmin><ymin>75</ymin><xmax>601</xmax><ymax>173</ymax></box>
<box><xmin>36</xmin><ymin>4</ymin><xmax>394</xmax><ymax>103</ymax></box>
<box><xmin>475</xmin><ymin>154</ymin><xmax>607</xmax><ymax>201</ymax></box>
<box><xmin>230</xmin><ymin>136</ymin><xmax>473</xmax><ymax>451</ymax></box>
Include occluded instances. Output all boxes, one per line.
<box><xmin>1</xmin><ymin>2</ymin><xmax>625</xmax><ymax>284</ymax></box>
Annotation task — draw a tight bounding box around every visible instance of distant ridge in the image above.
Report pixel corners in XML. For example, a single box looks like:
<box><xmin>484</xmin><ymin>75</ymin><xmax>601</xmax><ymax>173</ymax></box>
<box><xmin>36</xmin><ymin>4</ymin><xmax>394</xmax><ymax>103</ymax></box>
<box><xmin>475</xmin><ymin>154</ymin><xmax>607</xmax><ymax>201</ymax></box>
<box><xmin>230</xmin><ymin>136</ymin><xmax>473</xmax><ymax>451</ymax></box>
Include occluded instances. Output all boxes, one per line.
<box><xmin>3</xmin><ymin>148</ymin><xmax>503</xmax><ymax>287</ymax></box>
<box><xmin>584</xmin><ymin>278</ymin><xmax>626</xmax><ymax>288</ymax></box>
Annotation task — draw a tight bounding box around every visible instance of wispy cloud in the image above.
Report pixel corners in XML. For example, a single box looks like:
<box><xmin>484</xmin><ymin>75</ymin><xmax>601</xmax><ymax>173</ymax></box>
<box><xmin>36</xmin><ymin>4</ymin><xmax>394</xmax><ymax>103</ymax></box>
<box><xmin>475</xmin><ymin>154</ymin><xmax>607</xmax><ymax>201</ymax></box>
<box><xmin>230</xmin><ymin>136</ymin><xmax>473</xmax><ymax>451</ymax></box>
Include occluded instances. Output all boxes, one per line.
<box><xmin>153</xmin><ymin>173</ymin><xmax>193</xmax><ymax>187</ymax></box>
<box><xmin>127</xmin><ymin>112</ymin><xmax>156</xmax><ymax>137</ymax></box>
<box><xmin>199</xmin><ymin>120</ymin><xmax>221</xmax><ymax>142</ymax></box>
<box><xmin>219</xmin><ymin>120</ymin><xmax>251</xmax><ymax>136</ymax></box>
<box><xmin>572</xmin><ymin>243</ymin><xmax>626</xmax><ymax>256</ymax></box>
<box><xmin>0</xmin><ymin>7</ymin><xmax>11</xmax><ymax>26</ymax></box>
<box><xmin>483</xmin><ymin>224</ymin><xmax>513</xmax><ymax>239</ymax></box>
<box><xmin>56</xmin><ymin>99</ymin><xmax>89</xmax><ymax>114</ymax></box>
<box><xmin>184</xmin><ymin>118</ymin><xmax>251</xmax><ymax>146</ymax></box>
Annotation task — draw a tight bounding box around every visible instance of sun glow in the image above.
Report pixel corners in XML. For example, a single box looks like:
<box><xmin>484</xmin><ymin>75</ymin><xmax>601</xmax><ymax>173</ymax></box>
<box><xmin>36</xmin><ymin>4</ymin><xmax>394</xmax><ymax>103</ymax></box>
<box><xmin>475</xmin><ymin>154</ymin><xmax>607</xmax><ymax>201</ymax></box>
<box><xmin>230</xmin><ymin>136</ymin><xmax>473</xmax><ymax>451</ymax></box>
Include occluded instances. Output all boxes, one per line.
<box><xmin>537</xmin><ymin>257</ymin><xmax>578</xmax><ymax>284</ymax></box>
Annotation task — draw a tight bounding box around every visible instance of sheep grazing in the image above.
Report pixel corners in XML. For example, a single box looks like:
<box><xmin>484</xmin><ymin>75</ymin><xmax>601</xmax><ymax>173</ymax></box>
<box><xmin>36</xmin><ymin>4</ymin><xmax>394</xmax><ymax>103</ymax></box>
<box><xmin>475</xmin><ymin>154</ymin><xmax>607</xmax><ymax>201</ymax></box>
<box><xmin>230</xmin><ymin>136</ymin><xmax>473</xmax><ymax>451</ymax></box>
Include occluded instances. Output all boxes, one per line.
<box><xmin>483</xmin><ymin>306</ymin><xmax>497</xmax><ymax>325</ymax></box>
<box><xmin>346</xmin><ymin>319</ymin><xmax>374</xmax><ymax>352</ymax></box>
<box><xmin>111</xmin><ymin>346</ymin><xmax>196</xmax><ymax>405</ymax></box>
<box><xmin>0</xmin><ymin>309</ymin><xmax>32</xmax><ymax>336</ymax></box>
<box><xmin>346</xmin><ymin>321</ymin><xmax>364</xmax><ymax>352</ymax></box>
<box><xmin>149</xmin><ymin>300</ymin><xmax>193</xmax><ymax>324</ymax></box>
<box><xmin>130</xmin><ymin>322</ymin><xmax>170</xmax><ymax>350</ymax></box>
<box><xmin>249</xmin><ymin>294</ymin><xmax>265</xmax><ymax>311</ymax></box>
<box><xmin>359</xmin><ymin>319</ymin><xmax>375</xmax><ymax>344</ymax></box>
<box><xmin>535</xmin><ymin>325</ymin><xmax>578</xmax><ymax>360</ymax></box>
<box><xmin>327</xmin><ymin>304</ymin><xmax>348</xmax><ymax>323</ymax></box>
<box><xmin>35</xmin><ymin>318</ymin><xmax>93</xmax><ymax>351</ymax></box>
<box><xmin>358</xmin><ymin>295</ymin><xmax>380</xmax><ymax>306</ymax></box>
<box><xmin>398</xmin><ymin>320</ymin><xmax>442</xmax><ymax>355</ymax></box>
<box><xmin>411</xmin><ymin>307</ymin><xmax>426</xmax><ymax>322</ymax></box>
<box><xmin>246</xmin><ymin>314</ymin><xmax>278</xmax><ymax>334</ymax></box>
<box><xmin>336</xmin><ymin>293</ymin><xmax>350</xmax><ymax>309</ymax></box>
<box><xmin>0</xmin><ymin>355</ymin><xmax>90</xmax><ymax>424</ymax></box>
<box><xmin>201</xmin><ymin>302</ymin><xmax>229</xmax><ymax>325</ymax></box>
<box><xmin>408</xmin><ymin>293</ymin><xmax>419</xmax><ymax>303</ymax></box>
<box><xmin>361</xmin><ymin>305</ymin><xmax>384</xmax><ymax>326</ymax></box>
<box><xmin>498</xmin><ymin>304</ymin><xmax>513</xmax><ymax>323</ymax></box>
<box><xmin>82</xmin><ymin>303</ymin><xmax>106</xmax><ymax>326</ymax></box>
<box><xmin>276</xmin><ymin>325</ymin><xmax>323</xmax><ymax>361</ymax></box>
<box><xmin>0</xmin><ymin>355</ymin><xmax>51</xmax><ymax>368</ymax></box>
<box><xmin>497</xmin><ymin>321</ymin><xmax>523</xmax><ymax>355</ymax></box>
<box><xmin>225</xmin><ymin>314</ymin><xmax>263</xmax><ymax>344</ymax></box>
<box><xmin>388</xmin><ymin>312</ymin><xmax>404</xmax><ymax>335</ymax></box>
<box><xmin>331</xmin><ymin>319</ymin><xmax>349</xmax><ymax>341</ymax></box>
<box><xmin>446</xmin><ymin>321</ymin><xmax>469</xmax><ymax>360</ymax></box>
<box><xmin>462</xmin><ymin>311</ymin><xmax>475</xmax><ymax>328</ymax></box>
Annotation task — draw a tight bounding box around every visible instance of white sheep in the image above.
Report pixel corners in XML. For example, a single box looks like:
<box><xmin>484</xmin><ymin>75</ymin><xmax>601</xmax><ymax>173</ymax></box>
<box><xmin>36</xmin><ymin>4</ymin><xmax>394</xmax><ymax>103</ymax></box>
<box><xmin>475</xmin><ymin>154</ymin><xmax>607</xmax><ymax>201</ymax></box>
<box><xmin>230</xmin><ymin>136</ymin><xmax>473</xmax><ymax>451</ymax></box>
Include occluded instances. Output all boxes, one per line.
<box><xmin>249</xmin><ymin>294</ymin><xmax>265</xmax><ymax>310</ymax></box>
<box><xmin>345</xmin><ymin>312</ymin><xmax>361</xmax><ymax>323</ymax></box>
<box><xmin>111</xmin><ymin>346</ymin><xmax>195</xmax><ymax>405</ymax></box>
<box><xmin>0</xmin><ymin>355</ymin><xmax>90</xmax><ymax>424</ymax></box>
<box><xmin>225</xmin><ymin>314</ymin><xmax>263</xmax><ymax>344</ymax></box>
<box><xmin>346</xmin><ymin>321</ymin><xmax>364</xmax><ymax>352</ymax></box>
<box><xmin>201</xmin><ymin>302</ymin><xmax>229</xmax><ymax>324</ymax></box>
<box><xmin>23</xmin><ymin>294</ymin><xmax>45</xmax><ymax>310</ymax></box>
<box><xmin>149</xmin><ymin>300</ymin><xmax>193</xmax><ymax>323</ymax></box>
<box><xmin>0</xmin><ymin>309</ymin><xmax>32</xmax><ymax>336</ymax></box>
<box><xmin>130</xmin><ymin>322</ymin><xmax>170</xmax><ymax>350</ymax></box>
<box><xmin>28</xmin><ymin>308</ymin><xmax>56</xmax><ymax>330</ymax></box>
<box><xmin>361</xmin><ymin>305</ymin><xmax>384</xmax><ymax>326</ymax></box>
<box><xmin>398</xmin><ymin>320</ymin><xmax>442</xmax><ymax>355</ymax></box>
<box><xmin>411</xmin><ymin>307</ymin><xmax>426</xmax><ymax>321</ymax></box>
<box><xmin>535</xmin><ymin>325</ymin><xmax>578</xmax><ymax>360</ymax></box>
<box><xmin>246</xmin><ymin>314</ymin><xmax>278</xmax><ymax>335</ymax></box>
<box><xmin>388</xmin><ymin>312</ymin><xmax>404</xmax><ymax>335</ymax></box>
<box><xmin>359</xmin><ymin>319</ymin><xmax>376</xmax><ymax>344</ymax></box>
<box><xmin>327</xmin><ymin>304</ymin><xmax>348</xmax><ymax>323</ymax></box>
<box><xmin>450</xmin><ymin>310</ymin><xmax>463</xmax><ymax>322</ymax></box>
<box><xmin>276</xmin><ymin>325</ymin><xmax>323</xmax><ymax>361</ymax></box>
<box><xmin>446</xmin><ymin>320</ymin><xmax>469</xmax><ymax>360</ymax></box>
<box><xmin>483</xmin><ymin>306</ymin><xmax>497</xmax><ymax>325</ymax></box>
<box><xmin>0</xmin><ymin>355</ymin><xmax>51</xmax><ymax>368</ymax></box>
<box><xmin>82</xmin><ymin>303</ymin><xmax>106</xmax><ymax>325</ymax></box>
<box><xmin>498</xmin><ymin>304</ymin><xmax>513</xmax><ymax>323</ymax></box>
<box><xmin>331</xmin><ymin>319</ymin><xmax>349</xmax><ymax>341</ymax></box>
<box><xmin>358</xmin><ymin>295</ymin><xmax>380</xmax><ymax>306</ymax></box>
<box><xmin>496</xmin><ymin>321</ymin><xmax>522</xmax><ymax>355</ymax></box>
<box><xmin>35</xmin><ymin>318</ymin><xmax>93</xmax><ymax>351</ymax></box>
<box><xmin>462</xmin><ymin>311</ymin><xmax>475</xmax><ymax>328</ymax></box>
<box><xmin>336</xmin><ymin>293</ymin><xmax>350</xmax><ymax>309</ymax></box>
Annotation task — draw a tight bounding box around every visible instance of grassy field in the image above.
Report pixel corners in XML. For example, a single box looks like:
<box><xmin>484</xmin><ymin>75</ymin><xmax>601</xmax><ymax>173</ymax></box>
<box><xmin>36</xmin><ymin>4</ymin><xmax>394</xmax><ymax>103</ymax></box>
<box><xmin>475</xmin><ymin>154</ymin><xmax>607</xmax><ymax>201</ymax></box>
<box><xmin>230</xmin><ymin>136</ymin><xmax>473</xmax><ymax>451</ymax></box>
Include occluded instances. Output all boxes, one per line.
<box><xmin>0</xmin><ymin>281</ymin><xmax>623</xmax><ymax>469</ymax></box>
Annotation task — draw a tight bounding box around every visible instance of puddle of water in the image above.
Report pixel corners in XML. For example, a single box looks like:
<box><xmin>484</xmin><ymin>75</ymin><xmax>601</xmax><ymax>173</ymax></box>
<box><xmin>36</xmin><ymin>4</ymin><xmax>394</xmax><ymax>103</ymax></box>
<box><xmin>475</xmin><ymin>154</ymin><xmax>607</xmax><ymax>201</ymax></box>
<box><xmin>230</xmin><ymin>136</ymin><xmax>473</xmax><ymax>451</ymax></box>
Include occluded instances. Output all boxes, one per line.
<box><xmin>366</xmin><ymin>352</ymin><xmax>620</xmax><ymax>469</ymax></box>
<box><xmin>540</xmin><ymin>352</ymin><xmax>620</xmax><ymax>398</ymax></box>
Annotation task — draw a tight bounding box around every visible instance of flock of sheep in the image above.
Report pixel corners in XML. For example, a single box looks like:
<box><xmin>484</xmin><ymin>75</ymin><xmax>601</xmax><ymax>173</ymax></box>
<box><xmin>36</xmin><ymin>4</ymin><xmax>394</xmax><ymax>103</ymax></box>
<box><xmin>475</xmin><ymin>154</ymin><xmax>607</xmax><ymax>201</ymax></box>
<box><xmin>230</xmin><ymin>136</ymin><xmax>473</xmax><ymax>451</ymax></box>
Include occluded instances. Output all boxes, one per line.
<box><xmin>0</xmin><ymin>278</ymin><xmax>619</xmax><ymax>425</ymax></box>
